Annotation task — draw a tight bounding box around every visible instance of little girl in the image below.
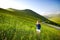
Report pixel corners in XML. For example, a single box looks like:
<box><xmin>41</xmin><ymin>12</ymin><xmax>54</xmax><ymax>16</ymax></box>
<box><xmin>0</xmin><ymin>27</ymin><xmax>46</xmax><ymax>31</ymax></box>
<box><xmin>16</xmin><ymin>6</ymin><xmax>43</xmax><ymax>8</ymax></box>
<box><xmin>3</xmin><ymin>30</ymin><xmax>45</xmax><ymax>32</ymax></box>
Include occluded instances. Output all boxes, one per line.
<box><xmin>36</xmin><ymin>20</ymin><xmax>41</xmax><ymax>33</ymax></box>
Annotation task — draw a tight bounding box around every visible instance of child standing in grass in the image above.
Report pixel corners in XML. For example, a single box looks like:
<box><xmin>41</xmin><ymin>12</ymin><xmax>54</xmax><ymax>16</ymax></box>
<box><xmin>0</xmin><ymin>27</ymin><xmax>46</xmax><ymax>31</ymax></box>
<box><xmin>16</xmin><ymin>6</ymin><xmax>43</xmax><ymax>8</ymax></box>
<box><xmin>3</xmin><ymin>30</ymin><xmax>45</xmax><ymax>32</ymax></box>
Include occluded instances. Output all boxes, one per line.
<box><xmin>36</xmin><ymin>20</ymin><xmax>41</xmax><ymax>40</ymax></box>
<box><xmin>36</xmin><ymin>20</ymin><xmax>41</xmax><ymax>33</ymax></box>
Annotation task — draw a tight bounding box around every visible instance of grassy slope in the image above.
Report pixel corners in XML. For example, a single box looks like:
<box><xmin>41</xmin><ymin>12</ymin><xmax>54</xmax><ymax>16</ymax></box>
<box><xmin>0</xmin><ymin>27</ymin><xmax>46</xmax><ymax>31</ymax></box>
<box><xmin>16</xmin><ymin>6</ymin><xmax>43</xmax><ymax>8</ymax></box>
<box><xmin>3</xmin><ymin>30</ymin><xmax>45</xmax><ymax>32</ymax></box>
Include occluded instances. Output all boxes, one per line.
<box><xmin>0</xmin><ymin>8</ymin><xmax>60</xmax><ymax>40</ymax></box>
<box><xmin>49</xmin><ymin>16</ymin><xmax>60</xmax><ymax>24</ymax></box>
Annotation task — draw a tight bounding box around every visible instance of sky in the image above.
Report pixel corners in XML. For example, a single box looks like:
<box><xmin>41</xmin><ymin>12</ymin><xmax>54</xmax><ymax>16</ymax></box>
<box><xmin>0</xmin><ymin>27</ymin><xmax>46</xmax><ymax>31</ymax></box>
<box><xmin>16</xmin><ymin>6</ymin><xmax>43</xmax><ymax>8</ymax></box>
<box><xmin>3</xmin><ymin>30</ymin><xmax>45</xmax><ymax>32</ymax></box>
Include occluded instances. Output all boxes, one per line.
<box><xmin>0</xmin><ymin>0</ymin><xmax>60</xmax><ymax>15</ymax></box>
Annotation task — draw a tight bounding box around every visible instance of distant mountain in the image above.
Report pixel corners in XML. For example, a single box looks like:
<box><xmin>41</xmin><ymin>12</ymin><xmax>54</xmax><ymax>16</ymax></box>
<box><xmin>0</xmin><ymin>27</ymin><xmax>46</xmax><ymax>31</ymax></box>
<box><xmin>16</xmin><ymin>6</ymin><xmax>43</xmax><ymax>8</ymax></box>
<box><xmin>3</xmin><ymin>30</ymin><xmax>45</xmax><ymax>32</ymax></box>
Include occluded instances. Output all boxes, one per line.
<box><xmin>0</xmin><ymin>8</ymin><xmax>60</xmax><ymax>26</ymax></box>
<box><xmin>46</xmin><ymin>14</ymin><xmax>60</xmax><ymax>24</ymax></box>
<box><xmin>45</xmin><ymin>13</ymin><xmax>60</xmax><ymax>18</ymax></box>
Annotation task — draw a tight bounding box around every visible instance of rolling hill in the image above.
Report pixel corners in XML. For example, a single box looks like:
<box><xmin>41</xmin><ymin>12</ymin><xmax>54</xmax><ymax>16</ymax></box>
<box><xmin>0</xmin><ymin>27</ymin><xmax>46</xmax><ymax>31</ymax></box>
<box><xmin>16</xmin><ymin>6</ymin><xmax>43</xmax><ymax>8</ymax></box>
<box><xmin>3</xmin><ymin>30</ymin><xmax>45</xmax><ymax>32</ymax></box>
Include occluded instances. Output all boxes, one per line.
<box><xmin>47</xmin><ymin>14</ymin><xmax>60</xmax><ymax>24</ymax></box>
<box><xmin>0</xmin><ymin>8</ymin><xmax>60</xmax><ymax>40</ymax></box>
<box><xmin>0</xmin><ymin>8</ymin><xmax>60</xmax><ymax>26</ymax></box>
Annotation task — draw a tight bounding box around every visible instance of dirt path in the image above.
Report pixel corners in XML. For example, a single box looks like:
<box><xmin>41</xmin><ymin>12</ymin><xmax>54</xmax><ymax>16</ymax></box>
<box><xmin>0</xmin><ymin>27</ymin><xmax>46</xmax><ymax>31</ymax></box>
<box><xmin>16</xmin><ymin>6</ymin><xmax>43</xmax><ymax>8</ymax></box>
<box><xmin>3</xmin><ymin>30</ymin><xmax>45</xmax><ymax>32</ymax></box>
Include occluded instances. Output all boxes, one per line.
<box><xmin>43</xmin><ymin>22</ymin><xmax>60</xmax><ymax>30</ymax></box>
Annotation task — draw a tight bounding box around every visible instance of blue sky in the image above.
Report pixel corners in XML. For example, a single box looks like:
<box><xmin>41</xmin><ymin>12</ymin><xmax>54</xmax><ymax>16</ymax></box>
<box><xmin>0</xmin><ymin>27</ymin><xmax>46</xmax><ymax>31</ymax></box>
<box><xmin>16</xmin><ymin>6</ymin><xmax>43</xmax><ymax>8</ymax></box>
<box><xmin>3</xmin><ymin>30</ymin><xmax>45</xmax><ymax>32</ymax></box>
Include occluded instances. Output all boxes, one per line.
<box><xmin>0</xmin><ymin>0</ymin><xmax>60</xmax><ymax>15</ymax></box>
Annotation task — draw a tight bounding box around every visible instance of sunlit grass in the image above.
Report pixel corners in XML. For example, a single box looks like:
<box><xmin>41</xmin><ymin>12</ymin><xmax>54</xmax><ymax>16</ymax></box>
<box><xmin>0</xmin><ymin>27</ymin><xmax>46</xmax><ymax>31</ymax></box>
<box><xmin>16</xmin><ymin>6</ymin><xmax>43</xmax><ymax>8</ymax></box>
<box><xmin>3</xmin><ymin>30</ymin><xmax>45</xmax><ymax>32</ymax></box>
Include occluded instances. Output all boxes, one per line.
<box><xmin>0</xmin><ymin>9</ymin><xmax>60</xmax><ymax>40</ymax></box>
<box><xmin>49</xmin><ymin>17</ymin><xmax>60</xmax><ymax>24</ymax></box>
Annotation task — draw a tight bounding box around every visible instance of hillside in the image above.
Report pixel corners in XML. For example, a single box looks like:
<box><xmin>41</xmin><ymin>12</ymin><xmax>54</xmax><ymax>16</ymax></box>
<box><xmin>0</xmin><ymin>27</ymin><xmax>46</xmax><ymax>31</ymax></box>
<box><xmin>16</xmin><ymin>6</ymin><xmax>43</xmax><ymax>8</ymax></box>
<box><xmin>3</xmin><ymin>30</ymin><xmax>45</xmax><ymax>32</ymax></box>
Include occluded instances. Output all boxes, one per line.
<box><xmin>0</xmin><ymin>8</ymin><xmax>60</xmax><ymax>40</ymax></box>
<box><xmin>49</xmin><ymin>16</ymin><xmax>60</xmax><ymax>24</ymax></box>
<box><xmin>1</xmin><ymin>8</ymin><xmax>60</xmax><ymax>26</ymax></box>
<box><xmin>46</xmin><ymin>14</ymin><xmax>60</xmax><ymax>24</ymax></box>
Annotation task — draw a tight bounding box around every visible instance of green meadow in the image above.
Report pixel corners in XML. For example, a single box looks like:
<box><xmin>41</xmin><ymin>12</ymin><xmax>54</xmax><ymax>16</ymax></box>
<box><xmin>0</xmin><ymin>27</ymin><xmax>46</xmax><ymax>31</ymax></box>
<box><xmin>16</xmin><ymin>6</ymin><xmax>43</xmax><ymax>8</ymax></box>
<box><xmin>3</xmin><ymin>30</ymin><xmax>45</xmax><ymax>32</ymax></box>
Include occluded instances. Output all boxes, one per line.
<box><xmin>49</xmin><ymin>16</ymin><xmax>60</xmax><ymax>24</ymax></box>
<box><xmin>0</xmin><ymin>8</ymin><xmax>60</xmax><ymax>40</ymax></box>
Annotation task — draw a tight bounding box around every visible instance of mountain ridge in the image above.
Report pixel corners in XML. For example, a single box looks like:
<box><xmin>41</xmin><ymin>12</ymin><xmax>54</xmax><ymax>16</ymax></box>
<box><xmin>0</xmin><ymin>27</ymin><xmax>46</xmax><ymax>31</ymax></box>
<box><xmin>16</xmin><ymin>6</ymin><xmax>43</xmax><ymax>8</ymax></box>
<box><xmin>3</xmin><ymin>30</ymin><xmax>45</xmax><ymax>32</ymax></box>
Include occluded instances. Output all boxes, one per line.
<box><xmin>0</xmin><ymin>8</ymin><xmax>60</xmax><ymax>26</ymax></box>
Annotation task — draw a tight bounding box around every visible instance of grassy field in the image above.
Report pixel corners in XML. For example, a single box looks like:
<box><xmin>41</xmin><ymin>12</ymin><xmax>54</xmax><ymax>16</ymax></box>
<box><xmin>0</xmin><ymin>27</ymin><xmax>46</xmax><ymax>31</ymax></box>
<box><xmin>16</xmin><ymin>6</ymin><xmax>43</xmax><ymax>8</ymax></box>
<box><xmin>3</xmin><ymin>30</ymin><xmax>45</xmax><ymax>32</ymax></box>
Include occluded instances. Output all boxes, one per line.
<box><xmin>0</xmin><ymin>8</ymin><xmax>60</xmax><ymax>40</ymax></box>
<box><xmin>49</xmin><ymin>16</ymin><xmax>60</xmax><ymax>24</ymax></box>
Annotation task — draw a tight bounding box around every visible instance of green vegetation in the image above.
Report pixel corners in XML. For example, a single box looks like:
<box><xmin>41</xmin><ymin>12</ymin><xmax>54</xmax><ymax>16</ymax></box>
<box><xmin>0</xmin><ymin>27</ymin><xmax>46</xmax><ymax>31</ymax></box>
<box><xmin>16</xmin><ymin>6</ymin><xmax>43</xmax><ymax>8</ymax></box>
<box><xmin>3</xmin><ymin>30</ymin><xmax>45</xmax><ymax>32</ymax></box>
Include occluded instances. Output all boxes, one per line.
<box><xmin>0</xmin><ymin>8</ymin><xmax>60</xmax><ymax>40</ymax></box>
<box><xmin>46</xmin><ymin>14</ymin><xmax>60</xmax><ymax>26</ymax></box>
<box><xmin>49</xmin><ymin>16</ymin><xmax>60</xmax><ymax>24</ymax></box>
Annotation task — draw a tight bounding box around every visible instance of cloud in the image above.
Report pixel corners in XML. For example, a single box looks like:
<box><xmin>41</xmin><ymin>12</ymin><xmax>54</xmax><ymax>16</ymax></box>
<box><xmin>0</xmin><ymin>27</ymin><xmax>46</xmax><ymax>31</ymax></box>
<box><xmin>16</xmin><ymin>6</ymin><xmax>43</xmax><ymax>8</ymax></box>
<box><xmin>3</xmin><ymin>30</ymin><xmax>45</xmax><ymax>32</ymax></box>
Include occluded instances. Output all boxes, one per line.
<box><xmin>0</xmin><ymin>0</ymin><xmax>28</xmax><ymax>9</ymax></box>
<box><xmin>0</xmin><ymin>0</ymin><xmax>59</xmax><ymax>15</ymax></box>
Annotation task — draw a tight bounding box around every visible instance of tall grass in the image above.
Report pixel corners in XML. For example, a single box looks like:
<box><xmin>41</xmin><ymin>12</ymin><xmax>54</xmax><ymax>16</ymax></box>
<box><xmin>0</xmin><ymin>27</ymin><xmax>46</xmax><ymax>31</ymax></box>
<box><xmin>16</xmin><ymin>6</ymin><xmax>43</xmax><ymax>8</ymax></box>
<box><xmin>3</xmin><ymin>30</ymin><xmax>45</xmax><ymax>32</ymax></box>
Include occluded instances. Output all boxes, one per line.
<box><xmin>0</xmin><ymin>12</ymin><xmax>60</xmax><ymax>40</ymax></box>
